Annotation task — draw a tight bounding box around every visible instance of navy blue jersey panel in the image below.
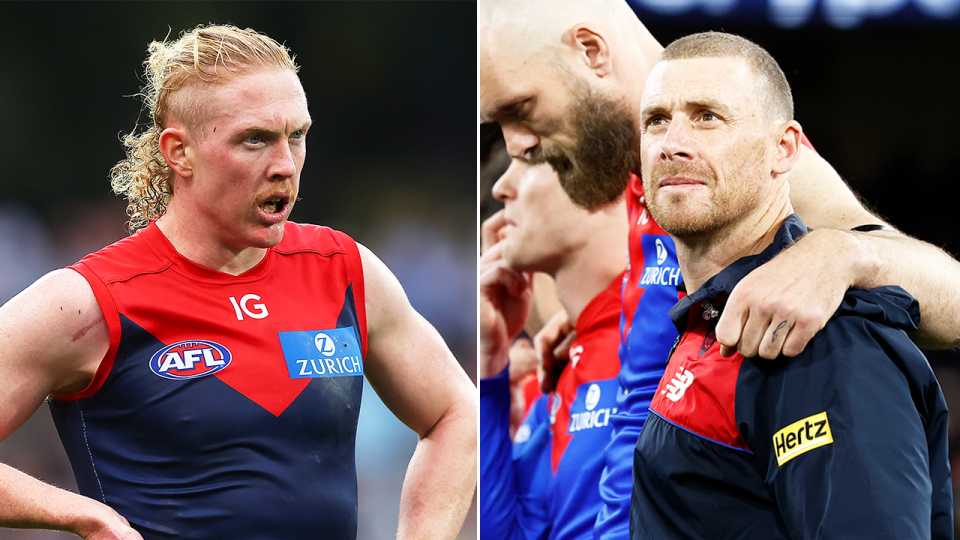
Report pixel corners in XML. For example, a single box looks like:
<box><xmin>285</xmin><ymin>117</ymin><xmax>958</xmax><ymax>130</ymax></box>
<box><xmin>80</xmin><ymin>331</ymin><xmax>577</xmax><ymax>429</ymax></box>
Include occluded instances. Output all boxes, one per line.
<box><xmin>50</xmin><ymin>316</ymin><xmax>362</xmax><ymax>539</ymax></box>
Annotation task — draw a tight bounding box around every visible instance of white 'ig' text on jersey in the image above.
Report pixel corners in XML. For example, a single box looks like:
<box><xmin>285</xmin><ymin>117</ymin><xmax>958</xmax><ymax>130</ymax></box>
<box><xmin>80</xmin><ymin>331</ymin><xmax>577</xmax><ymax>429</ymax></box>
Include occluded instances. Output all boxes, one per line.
<box><xmin>229</xmin><ymin>294</ymin><xmax>269</xmax><ymax>320</ymax></box>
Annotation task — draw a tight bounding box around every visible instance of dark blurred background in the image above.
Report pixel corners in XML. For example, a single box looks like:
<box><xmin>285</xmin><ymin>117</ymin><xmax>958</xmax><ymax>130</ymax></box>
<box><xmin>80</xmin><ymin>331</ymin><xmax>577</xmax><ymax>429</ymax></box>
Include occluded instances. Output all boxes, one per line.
<box><xmin>0</xmin><ymin>2</ymin><xmax>475</xmax><ymax>539</ymax></box>
<box><xmin>481</xmin><ymin>0</ymin><xmax>960</xmax><ymax>533</ymax></box>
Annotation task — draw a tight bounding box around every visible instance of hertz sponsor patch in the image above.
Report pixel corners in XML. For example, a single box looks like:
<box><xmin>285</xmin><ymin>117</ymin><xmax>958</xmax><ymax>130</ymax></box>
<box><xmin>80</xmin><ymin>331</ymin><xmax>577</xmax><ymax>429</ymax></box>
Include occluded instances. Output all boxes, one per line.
<box><xmin>773</xmin><ymin>411</ymin><xmax>833</xmax><ymax>466</ymax></box>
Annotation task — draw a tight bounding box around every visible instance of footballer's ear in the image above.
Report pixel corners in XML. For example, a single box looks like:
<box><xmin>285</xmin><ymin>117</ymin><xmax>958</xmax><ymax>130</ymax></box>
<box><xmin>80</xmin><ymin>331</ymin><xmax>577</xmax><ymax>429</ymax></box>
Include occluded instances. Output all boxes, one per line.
<box><xmin>563</xmin><ymin>24</ymin><xmax>613</xmax><ymax>78</ymax></box>
<box><xmin>159</xmin><ymin>127</ymin><xmax>193</xmax><ymax>179</ymax></box>
<box><xmin>772</xmin><ymin>120</ymin><xmax>803</xmax><ymax>176</ymax></box>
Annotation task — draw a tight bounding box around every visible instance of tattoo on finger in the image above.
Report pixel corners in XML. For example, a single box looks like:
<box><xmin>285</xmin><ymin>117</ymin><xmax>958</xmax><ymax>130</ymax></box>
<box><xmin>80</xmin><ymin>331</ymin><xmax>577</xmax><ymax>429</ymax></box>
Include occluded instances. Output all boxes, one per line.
<box><xmin>772</xmin><ymin>320</ymin><xmax>788</xmax><ymax>343</ymax></box>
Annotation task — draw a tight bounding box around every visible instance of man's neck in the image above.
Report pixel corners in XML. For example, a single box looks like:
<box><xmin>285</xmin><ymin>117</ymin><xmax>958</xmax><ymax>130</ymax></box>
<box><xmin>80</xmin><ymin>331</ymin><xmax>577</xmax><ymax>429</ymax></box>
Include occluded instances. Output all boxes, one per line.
<box><xmin>155</xmin><ymin>214</ymin><xmax>269</xmax><ymax>276</ymax></box>
<box><xmin>551</xmin><ymin>202</ymin><xmax>629</xmax><ymax>325</ymax></box>
<box><xmin>676</xmin><ymin>202</ymin><xmax>793</xmax><ymax>294</ymax></box>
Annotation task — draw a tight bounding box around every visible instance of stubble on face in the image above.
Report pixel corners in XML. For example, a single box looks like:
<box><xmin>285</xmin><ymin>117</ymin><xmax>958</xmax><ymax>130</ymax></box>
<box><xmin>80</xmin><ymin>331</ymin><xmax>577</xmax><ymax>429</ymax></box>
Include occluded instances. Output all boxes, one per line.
<box><xmin>527</xmin><ymin>78</ymin><xmax>639</xmax><ymax>212</ymax></box>
<box><xmin>642</xmin><ymin>135</ymin><xmax>769</xmax><ymax>239</ymax></box>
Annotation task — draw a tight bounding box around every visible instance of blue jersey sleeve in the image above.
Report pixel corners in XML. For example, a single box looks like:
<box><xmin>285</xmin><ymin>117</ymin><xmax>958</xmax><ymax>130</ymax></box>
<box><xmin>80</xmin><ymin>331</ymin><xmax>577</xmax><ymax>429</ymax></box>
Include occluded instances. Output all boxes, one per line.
<box><xmin>479</xmin><ymin>368</ymin><xmax>552</xmax><ymax>540</ymax></box>
<box><xmin>738</xmin><ymin>291</ymin><xmax>952</xmax><ymax>539</ymax></box>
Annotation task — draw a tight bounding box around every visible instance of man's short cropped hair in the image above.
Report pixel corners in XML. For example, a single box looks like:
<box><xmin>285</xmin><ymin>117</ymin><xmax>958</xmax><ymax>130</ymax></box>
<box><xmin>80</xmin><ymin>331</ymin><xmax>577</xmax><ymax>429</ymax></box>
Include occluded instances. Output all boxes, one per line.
<box><xmin>659</xmin><ymin>32</ymin><xmax>794</xmax><ymax>123</ymax></box>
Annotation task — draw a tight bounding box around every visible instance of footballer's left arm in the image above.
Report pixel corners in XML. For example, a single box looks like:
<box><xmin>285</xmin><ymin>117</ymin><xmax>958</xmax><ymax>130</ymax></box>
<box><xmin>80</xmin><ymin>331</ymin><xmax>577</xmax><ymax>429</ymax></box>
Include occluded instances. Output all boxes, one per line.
<box><xmin>358</xmin><ymin>243</ymin><xmax>478</xmax><ymax>540</ymax></box>
<box><xmin>717</xmin><ymin>145</ymin><xmax>960</xmax><ymax>359</ymax></box>
<box><xmin>788</xmin><ymin>149</ymin><xmax>960</xmax><ymax>350</ymax></box>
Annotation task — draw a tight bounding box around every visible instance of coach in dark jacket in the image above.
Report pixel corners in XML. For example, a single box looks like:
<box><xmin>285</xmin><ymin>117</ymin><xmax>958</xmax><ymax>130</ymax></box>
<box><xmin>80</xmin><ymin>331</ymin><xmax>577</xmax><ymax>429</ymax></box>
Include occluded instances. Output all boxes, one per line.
<box><xmin>630</xmin><ymin>31</ymin><xmax>952</xmax><ymax>540</ymax></box>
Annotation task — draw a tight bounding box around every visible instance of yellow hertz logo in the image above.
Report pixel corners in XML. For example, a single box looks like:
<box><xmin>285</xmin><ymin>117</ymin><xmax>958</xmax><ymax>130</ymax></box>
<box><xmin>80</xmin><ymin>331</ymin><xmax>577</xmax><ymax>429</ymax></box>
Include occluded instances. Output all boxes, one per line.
<box><xmin>772</xmin><ymin>412</ymin><xmax>833</xmax><ymax>467</ymax></box>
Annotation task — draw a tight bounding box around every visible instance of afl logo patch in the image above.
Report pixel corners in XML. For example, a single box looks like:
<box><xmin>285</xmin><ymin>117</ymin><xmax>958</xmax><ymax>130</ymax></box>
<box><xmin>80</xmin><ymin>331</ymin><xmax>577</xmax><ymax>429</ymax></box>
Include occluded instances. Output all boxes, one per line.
<box><xmin>149</xmin><ymin>340</ymin><xmax>232</xmax><ymax>380</ymax></box>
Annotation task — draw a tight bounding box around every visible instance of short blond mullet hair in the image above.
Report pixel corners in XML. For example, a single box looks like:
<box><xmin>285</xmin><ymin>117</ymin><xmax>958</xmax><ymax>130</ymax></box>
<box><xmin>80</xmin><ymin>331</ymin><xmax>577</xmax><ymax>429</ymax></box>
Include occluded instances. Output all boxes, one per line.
<box><xmin>110</xmin><ymin>24</ymin><xmax>299</xmax><ymax>232</ymax></box>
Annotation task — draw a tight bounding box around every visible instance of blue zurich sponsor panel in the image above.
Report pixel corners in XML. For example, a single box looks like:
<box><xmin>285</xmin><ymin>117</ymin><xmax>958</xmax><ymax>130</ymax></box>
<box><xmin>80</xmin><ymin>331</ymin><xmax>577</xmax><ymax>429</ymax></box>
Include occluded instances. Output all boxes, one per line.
<box><xmin>568</xmin><ymin>379</ymin><xmax>620</xmax><ymax>435</ymax></box>
<box><xmin>638</xmin><ymin>235</ymin><xmax>681</xmax><ymax>288</ymax></box>
<box><xmin>278</xmin><ymin>327</ymin><xmax>364</xmax><ymax>379</ymax></box>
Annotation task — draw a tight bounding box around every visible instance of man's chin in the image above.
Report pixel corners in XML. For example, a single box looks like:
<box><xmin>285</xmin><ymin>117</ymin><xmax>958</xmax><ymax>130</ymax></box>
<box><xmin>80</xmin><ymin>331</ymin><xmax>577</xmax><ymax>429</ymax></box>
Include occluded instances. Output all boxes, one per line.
<box><xmin>501</xmin><ymin>248</ymin><xmax>538</xmax><ymax>274</ymax></box>
<box><xmin>249</xmin><ymin>221</ymin><xmax>287</xmax><ymax>248</ymax></box>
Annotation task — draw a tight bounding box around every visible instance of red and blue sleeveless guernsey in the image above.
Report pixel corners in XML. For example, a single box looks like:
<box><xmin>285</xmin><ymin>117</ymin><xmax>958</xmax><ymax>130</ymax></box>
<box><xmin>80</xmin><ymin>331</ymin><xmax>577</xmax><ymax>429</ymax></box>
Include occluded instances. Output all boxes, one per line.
<box><xmin>480</xmin><ymin>273</ymin><xmax>622</xmax><ymax>540</ymax></box>
<box><xmin>49</xmin><ymin>221</ymin><xmax>367</xmax><ymax>540</ymax></box>
<box><xmin>595</xmin><ymin>136</ymin><xmax>819</xmax><ymax>540</ymax></box>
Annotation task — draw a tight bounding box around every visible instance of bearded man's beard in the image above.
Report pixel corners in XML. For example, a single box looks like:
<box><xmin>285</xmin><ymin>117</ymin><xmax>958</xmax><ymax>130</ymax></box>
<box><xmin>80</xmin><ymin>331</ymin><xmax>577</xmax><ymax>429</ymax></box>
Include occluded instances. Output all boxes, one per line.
<box><xmin>528</xmin><ymin>84</ymin><xmax>640</xmax><ymax>211</ymax></box>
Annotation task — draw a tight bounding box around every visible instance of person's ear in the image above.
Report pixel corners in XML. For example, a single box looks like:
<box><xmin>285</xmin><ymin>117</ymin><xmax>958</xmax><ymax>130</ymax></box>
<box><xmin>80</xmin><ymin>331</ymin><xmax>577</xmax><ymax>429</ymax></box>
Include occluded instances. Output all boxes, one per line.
<box><xmin>772</xmin><ymin>120</ymin><xmax>803</xmax><ymax>176</ymax></box>
<box><xmin>159</xmin><ymin>127</ymin><xmax>193</xmax><ymax>180</ymax></box>
<box><xmin>564</xmin><ymin>25</ymin><xmax>613</xmax><ymax>77</ymax></box>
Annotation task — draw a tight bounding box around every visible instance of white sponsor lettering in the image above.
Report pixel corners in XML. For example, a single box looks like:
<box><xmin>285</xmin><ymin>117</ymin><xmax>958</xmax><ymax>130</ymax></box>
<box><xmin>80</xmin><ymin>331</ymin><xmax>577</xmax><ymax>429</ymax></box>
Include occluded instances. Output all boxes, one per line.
<box><xmin>570</xmin><ymin>345</ymin><xmax>584</xmax><ymax>369</ymax></box>
<box><xmin>295</xmin><ymin>356</ymin><xmax>362</xmax><ymax>377</ymax></box>
<box><xmin>569</xmin><ymin>407</ymin><xmax>616</xmax><ymax>432</ymax></box>
<box><xmin>229</xmin><ymin>294</ymin><xmax>269</xmax><ymax>320</ymax></box>
<box><xmin>158</xmin><ymin>347</ymin><xmax>224</xmax><ymax>373</ymax></box>
<box><xmin>637</xmin><ymin>197</ymin><xmax>650</xmax><ymax>226</ymax></box>
<box><xmin>638</xmin><ymin>206</ymin><xmax>650</xmax><ymax>226</ymax></box>
<box><xmin>639</xmin><ymin>266</ymin><xmax>682</xmax><ymax>286</ymax></box>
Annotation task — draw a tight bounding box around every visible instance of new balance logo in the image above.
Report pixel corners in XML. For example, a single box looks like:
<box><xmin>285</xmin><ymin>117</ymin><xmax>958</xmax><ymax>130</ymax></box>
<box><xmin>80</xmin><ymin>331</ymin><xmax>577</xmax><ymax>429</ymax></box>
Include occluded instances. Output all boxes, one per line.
<box><xmin>662</xmin><ymin>366</ymin><xmax>694</xmax><ymax>402</ymax></box>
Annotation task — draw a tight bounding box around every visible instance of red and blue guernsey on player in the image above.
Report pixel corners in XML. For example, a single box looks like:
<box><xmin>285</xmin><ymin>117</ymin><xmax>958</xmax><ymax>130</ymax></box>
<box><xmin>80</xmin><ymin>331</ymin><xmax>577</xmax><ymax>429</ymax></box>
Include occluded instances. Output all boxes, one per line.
<box><xmin>479</xmin><ymin>153</ymin><xmax>627</xmax><ymax>539</ymax></box>
<box><xmin>0</xmin><ymin>25</ymin><xmax>477</xmax><ymax>539</ymax></box>
<box><xmin>480</xmin><ymin>1</ymin><xmax>960</xmax><ymax>538</ymax></box>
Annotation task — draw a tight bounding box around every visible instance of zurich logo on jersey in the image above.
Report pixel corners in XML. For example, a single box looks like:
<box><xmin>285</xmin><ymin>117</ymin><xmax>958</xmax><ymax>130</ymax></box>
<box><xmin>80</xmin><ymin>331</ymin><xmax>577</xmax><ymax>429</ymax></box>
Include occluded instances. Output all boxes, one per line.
<box><xmin>149</xmin><ymin>340</ymin><xmax>232</xmax><ymax>380</ymax></box>
<box><xmin>639</xmin><ymin>235</ymin><xmax>681</xmax><ymax>287</ymax></box>
<box><xmin>655</xmin><ymin>238</ymin><xmax>668</xmax><ymax>265</ymax></box>
<box><xmin>278</xmin><ymin>327</ymin><xmax>364</xmax><ymax>379</ymax></box>
<box><xmin>314</xmin><ymin>333</ymin><xmax>338</xmax><ymax>356</ymax></box>
<box><xmin>569</xmin><ymin>380</ymin><xmax>618</xmax><ymax>433</ymax></box>
<box><xmin>585</xmin><ymin>383</ymin><xmax>602</xmax><ymax>411</ymax></box>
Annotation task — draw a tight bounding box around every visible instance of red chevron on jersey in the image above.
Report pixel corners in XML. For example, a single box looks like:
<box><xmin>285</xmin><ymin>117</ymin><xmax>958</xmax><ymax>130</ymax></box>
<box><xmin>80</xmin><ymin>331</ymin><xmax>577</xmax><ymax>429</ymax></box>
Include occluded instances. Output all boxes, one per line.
<box><xmin>61</xmin><ymin>221</ymin><xmax>367</xmax><ymax>417</ymax></box>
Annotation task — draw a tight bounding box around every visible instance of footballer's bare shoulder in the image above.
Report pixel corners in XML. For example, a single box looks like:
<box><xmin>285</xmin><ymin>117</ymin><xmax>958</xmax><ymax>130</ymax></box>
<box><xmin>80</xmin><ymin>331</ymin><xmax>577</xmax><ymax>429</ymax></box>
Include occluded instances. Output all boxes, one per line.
<box><xmin>0</xmin><ymin>268</ymin><xmax>108</xmax><ymax>424</ymax></box>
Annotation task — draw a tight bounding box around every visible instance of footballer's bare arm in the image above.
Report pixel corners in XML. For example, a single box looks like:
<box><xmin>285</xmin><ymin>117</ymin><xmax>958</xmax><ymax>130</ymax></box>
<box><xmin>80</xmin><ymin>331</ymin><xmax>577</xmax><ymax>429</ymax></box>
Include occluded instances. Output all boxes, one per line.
<box><xmin>0</xmin><ymin>269</ymin><xmax>143</xmax><ymax>539</ymax></box>
<box><xmin>719</xmin><ymin>147</ymin><xmax>960</xmax><ymax>359</ymax></box>
<box><xmin>358</xmin><ymin>244</ymin><xmax>478</xmax><ymax>540</ymax></box>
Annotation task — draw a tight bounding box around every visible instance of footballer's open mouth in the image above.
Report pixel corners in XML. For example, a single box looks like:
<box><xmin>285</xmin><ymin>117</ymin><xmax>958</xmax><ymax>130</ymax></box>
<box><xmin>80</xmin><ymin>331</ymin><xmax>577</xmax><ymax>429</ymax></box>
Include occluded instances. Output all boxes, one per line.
<box><xmin>259</xmin><ymin>197</ymin><xmax>287</xmax><ymax>214</ymax></box>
